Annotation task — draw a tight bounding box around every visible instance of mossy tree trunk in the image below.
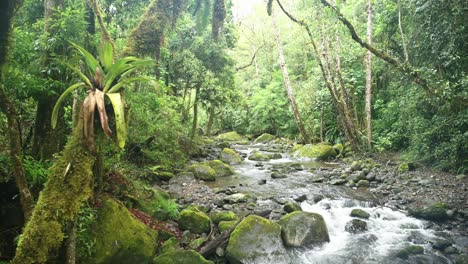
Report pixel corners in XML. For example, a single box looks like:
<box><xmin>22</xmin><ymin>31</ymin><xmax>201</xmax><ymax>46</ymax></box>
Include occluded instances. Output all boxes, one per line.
<box><xmin>0</xmin><ymin>0</ymin><xmax>34</xmax><ymax>222</ymax></box>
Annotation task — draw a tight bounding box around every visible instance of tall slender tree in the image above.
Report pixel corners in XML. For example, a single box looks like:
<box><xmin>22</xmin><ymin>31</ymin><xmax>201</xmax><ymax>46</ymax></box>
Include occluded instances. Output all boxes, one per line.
<box><xmin>365</xmin><ymin>0</ymin><xmax>372</xmax><ymax>146</ymax></box>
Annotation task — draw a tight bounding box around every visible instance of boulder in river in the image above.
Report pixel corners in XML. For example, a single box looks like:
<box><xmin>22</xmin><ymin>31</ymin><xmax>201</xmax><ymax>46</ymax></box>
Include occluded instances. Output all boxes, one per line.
<box><xmin>210</xmin><ymin>211</ymin><xmax>238</xmax><ymax>224</ymax></box>
<box><xmin>90</xmin><ymin>199</ymin><xmax>158</xmax><ymax>264</ymax></box>
<box><xmin>248</xmin><ymin>150</ymin><xmax>271</xmax><ymax>161</ymax></box>
<box><xmin>216</xmin><ymin>131</ymin><xmax>244</xmax><ymax>142</ymax></box>
<box><xmin>188</xmin><ymin>163</ymin><xmax>216</xmax><ymax>181</ymax></box>
<box><xmin>219</xmin><ymin>220</ymin><xmax>238</xmax><ymax>232</ymax></box>
<box><xmin>350</xmin><ymin>209</ymin><xmax>370</xmax><ymax>219</ymax></box>
<box><xmin>278</xmin><ymin>211</ymin><xmax>330</xmax><ymax>247</ymax></box>
<box><xmin>226</xmin><ymin>215</ymin><xmax>288</xmax><ymax>264</ymax></box>
<box><xmin>271</xmin><ymin>171</ymin><xmax>287</xmax><ymax>179</ymax></box>
<box><xmin>206</xmin><ymin>160</ymin><xmax>234</xmax><ymax>177</ymax></box>
<box><xmin>294</xmin><ymin>143</ymin><xmax>337</xmax><ymax>160</ymax></box>
<box><xmin>408</xmin><ymin>202</ymin><xmax>450</xmax><ymax>222</ymax></box>
<box><xmin>254</xmin><ymin>133</ymin><xmax>276</xmax><ymax>143</ymax></box>
<box><xmin>178</xmin><ymin>209</ymin><xmax>210</xmax><ymax>234</ymax></box>
<box><xmin>153</xmin><ymin>250</ymin><xmax>214</xmax><ymax>264</ymax></box>
<box><xmin>396</xmin><ymin>245</ymin><xmax>424</xmax><ymax>259</ymax></box>
<box><xmin>284</xmin><ymin>202</ymin><xmax>302</xmax><ymax>213</ymax></box>
<box><xmin>220</xmin><ymin>148</ymin><xmax>242</xmax><ymax>165</ymax></box>
<box><xmin>345</xmin><ymin>219</ymin><xmax>368</xmax><ymax>234</ymax></box>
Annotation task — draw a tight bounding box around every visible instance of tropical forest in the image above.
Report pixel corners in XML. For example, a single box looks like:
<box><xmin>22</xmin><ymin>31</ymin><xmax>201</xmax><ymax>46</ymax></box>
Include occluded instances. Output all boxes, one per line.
<box><xmin>0</xmin><ymin>0</ymin><xmax>467</xmax><ymax>263</ymax></box>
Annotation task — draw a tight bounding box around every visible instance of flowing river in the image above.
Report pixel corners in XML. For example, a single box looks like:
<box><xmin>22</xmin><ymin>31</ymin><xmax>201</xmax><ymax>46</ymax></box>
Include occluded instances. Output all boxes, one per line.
<box><xmin>200</xmin><ymin>143</ymin><xmax>461</xmax><ymax>264</ymax></box>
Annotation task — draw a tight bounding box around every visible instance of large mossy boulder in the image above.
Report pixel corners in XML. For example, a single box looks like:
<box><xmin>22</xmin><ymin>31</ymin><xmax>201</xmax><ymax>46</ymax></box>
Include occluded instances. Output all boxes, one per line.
<box><xmin>248</xmin><ymin>150</ymin><xmax>271</xmax><ymax>161</ymax></box>
<box><xmin>206</xmin><ymin>160</ymin><xmax>234</xmax><ymax>177</ymax></box>
<box><xmin>153</xmin><ymin>250</ymin><xmax>214</xmax><ymax>264</ymax></box>
<box><xmin>254</xmin><ymin>133</ymin><xmax>276</xmax><ymax>144</ymax></box>
<box><xmin>210</xmin><ymin>211</ymin><xmax>238</xmax><ymax>224</ymax></box>
<box><xmin>216</xmin><ymin>131</ymin><xmax>243</xmax><ymax>142</ymax></box>
<box><xmin>178</xmin><ymin>209</ymin><xmax>210</xmax><ymax>234</ymax></box>
<box><xmin>226</xmin><ymin>215</ymin><xmax>288</xmax><ymax>264</ymax></box>
<box><xmin>220</xmin><ymin>148</ymin><xmax>242</xmax><ymax>165</ymax></box>
<box><xmin>294</xmin><ymin>143</ymin><xmax>337</xmax><ymax>160</ymax></box>
<box><xmin>408</xmin><ymin>202</ymin><xmax>450</xmax><ymax>221</ymax></box>
<box><xmin>278</xmin><ymin>211</ymin><xmax>330</xmax><ymax>247</ymax></box>
<box><xmin>91</xmin><ymin>199</ymin><xmax>158</xmax><ymax>264</ymax></box>
<box><xmin>188</xmin><ymin>164</ymin><xmax>216</xmax><ymax>181</ymax></box>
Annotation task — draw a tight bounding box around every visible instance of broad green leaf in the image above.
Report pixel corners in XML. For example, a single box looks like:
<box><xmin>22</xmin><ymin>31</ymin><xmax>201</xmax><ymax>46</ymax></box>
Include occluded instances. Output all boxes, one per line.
<box><xmin>106</xmin><ymin>93</ymin><xmax>127</xmax><ymax>149</ymax></box>
<box><xmin>55</xmin><ymin>59</ymin><xmax>93</xmax><ymax>88</ymax></box>
<box><xmin>69</xmin><ymin>41</ymin><xmax>102</xmax><ymax>76</ymax></box>
<box><xmin>102</xmin><ymin>58</ymin><xmax>138</xmax><ymax>92</ymax></box>
<box><xmin>107</xmin><ymin>76</ymin><xmax>151</xmax><ymax>93</ymax></box>
<box><xmin>51</xmin><ymin>82</ymin><xmax>87</xmax><ymax>129</ymax></box>
<box><xmin>100</xmin><ymin>42</ymin><xmax>113</xmax><ymax>70</ymax></box>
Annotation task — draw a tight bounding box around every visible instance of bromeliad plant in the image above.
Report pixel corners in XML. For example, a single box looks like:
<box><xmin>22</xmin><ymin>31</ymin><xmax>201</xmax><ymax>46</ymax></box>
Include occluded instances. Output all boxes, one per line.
<box><xmin>52</xmin><ymin>42</ymin><xmax>153</xmax><ymax>151</ymax></box>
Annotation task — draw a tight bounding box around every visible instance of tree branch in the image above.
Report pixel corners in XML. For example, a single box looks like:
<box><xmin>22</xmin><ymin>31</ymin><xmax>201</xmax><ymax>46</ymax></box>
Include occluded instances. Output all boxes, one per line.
<box><xmin>235</xmin><ymin>45</ymin><xmax>262</xmax><ymax>71</ymax></box>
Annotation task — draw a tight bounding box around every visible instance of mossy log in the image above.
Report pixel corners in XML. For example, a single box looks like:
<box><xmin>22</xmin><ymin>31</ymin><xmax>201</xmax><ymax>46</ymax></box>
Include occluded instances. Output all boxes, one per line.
<box><xmin>12</xmin><ymin>121</ymin><xmax>95</xmax><ymax>264</ymax></box>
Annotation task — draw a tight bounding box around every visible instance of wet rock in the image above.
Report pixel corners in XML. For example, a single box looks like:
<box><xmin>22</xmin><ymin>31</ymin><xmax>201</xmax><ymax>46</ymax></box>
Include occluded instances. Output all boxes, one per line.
<box><xmin>226</xmin><ymin>215</ymin><xmax>288</xmax><ymax>264</ymax></box>
<box><xmin>357</xmin><ymin>180</ymin><xmax>370</xmax><ymax>187</ymax></box>
<box><xmin>271</xmin><ymin>171</ymin><xmax>287</xmax><ymax>179</ymax></box>
<box><xmin>189</xmin><ymin>237</ymin><xmax>207</xmax><ymax>249</ymax></box>
<box><xmin>330</xmin><ymin>179</ymin><xmax>346</xmax><ymax>185</ymax></box>
<box><xmin>220</xmin><ymin>148</ymin><xmax>242</xmax><ymax>165</ymax></box>
<box><xmin>160</xmin><ymin>237</ymin><xmax>180</xmax><ymax>254</ymax></box>
<box><xmin>224</xmin><ymin>193</ymin><xmax>249</xmax><ymax>204</ymax></box>
<box><xmin>188</xmin><ymin>164</ymin><xmax>216</xmax><ymax>181</ymax></box>
<box><xmin>311</xmin><ymin>176</ymin><xmax>324</xmax><ymax>183</ymax></box>
<box><xmin>432</xmin><ymin>239</ymin><xmax>452</xmax><ymax>250</ymax></box>
<box><xmin>396</xmin><ymin>245</ymin><xmax>424</xmax><ymax>259</ymax></box>
<box><xmin>216</xmin><ymin>131</ymin><xmax>243</xmax><ymax>142</ymax></box>
<box><xmin>271</xmin><ymin>153</ymin><xmax>283</xmax><ymax>159</ymax></box>
<box><xmin>153</xmin><ymin>250</ymin><xmax>214</xmax><ymax>264</ymax></box>
<box><xmin>278</xmin><ymin>211</ymin><xmax>330</xmax><ymax>247</ymax></box>
<box><xmin>178</xmin><ymin>209</ymin><xmax>210</xmax><ymax>234</ymax></box>
<box><xmin>293</xmin><ymin>194</ymin><xmax>307</xmax><ymax>202</ymax></box>
<box><xmin>284</xmin><ymin>202</ymin><xmax>302</xmax><ymax>213</ymax></box>
<box><xmin>345</xmin><ymin>219</ymin><xmax>368</xmax><ymax>234</ymax></box>
<box><xmin>443</xmin><ymin>246</ymin><xmax>458</xmax><ymax>254</ymax></box>
<box><xmin>219</xmin><ymin>220</ymin><xmax>238</xmax><ymax>232</ymax></box>
<box><xmin>408</xmin><ymin>202</ymin><xmax>450</xmax><ymax>221</ymax></box>
<box><xmin>254</xmin><ymin>133</ymin><xmax>276</xmax><ymax>143</ymax></box>
<box><xmin>313</xmin><ymin>195</ymin><xmax>325</xmax><ymax>203</ymax></box>
<box><xmin>398</xmin><ymin>162</ymin><xmax>415</xmax><ymax>173</ymax></box>
<box><xmin>206</xmin><ymin>160</ymin><xmax>234</xmax><ymax>177</ymax></box>
<box><xmin>294</xmin><ymin>143</ymin><xmax>337</xmax><ymax>160</ymax></box>
<box><xmin>350</xmin><ymin>161</ymin><xmax>362</xmax><ymax>171</ymax></box>
<box><xmin>408</xmin><ymin>255</ymin><xmax>449</xmax><ymax>264</ymax></box>
<box><xmin>248</xmin><ymin>151</ymin><xmax>271</xmax><ymax>161</ymax></box>
<box><xmin>210</xmin><ymin>211</ymin><xmax>238</xmax><ymax>224</ymax></box>
<box><xmin>350</xmin><ymin>209</ymin><xmax>370</xmax><ymax>219</ymax></box>
<box><xmin>258</xmin><ymin>179</ymin><xmax>267</xmax><ymax>185</ymax></box>
<box><xmin>290</xmin><ymin>163</ymin><xmax>303</xmax><ymax>170</ymax></box>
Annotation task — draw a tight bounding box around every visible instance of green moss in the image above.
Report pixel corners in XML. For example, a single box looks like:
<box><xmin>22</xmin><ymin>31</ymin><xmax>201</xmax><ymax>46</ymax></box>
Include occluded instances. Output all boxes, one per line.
<box><xmin>220</xmin><ymin>148</ymin><xmax>242</xmax><ymax>165</ymax></box>
<box><xmin>350</xmin><ymin>209</ymin><xmax>370</xmax><ymax>219</ymax></box>
<box><xmin>396</xmin><ymin>245</ymin><xmax>424</xmax><ymax>259</ymax></box>
<box><xmin>278</xmin><ymin>211</ymin><xmax>330</xmax><ymax>247</ymax></box>
<box><xmin>178</xmin><ymin>209</ymin><xmax>210</xmax><ymax>234</ymax></box>
<box><xmin>216</xmin><ymin>131</ymin><xmax>243</xmax><ymax>141</ymax></box>
<box><xmin>153</xmin><ymin>250</ymin><xmax>214</xmax><ymax>264</ymax></box>
<box><xmin>291</xmin><ymin>144</ymin><xmax>303</xmax><ymax>152</ymax></box>
<box><xmin>12</xmin><ymin>122</ymin><xmax>94</xmax><ymax>264</ymax></box>
<box><xmin>90</xmin><ymin>199</ymin><xmax>158</xmax><ymax>264</ymax></box>
<box><xmin>157</xmin><ymin>171</ymin><xmax>175</xmax><ymax>181</ymax></box>
<box><xmin>333</xmin><ymin>143</ymin><xmax>344</xmax><ymax>156</ymax></box>
<box><xmin>398</xmin><ymin>162</ymin><xmax>415</xmax><ymax>173</ymax></box>
<box><xmin>160</xmin><ymin>237</ymin><xmax>180</xmax><ymax>254</ymax></box>
<box><xmin>247</xmin><ymin>151</ymin><xmax>271</xmax><ymax>161</ymax></box>
<box><xmin>284</xmin><ymin>202</ymin><xmax>302</xmax><ymax>213</ymax></box>
<box><xmin>253</xmin><ymin>133</ymin><xmax>276</xmax><ymax>143</ymax></box>
<box><xmin>188</xmin><ymin>164</ymin><xmax>216</xmax><ymax>181</ymax></box>
<box><xmin>409</xmin><ymin>202</ymin><xmax>450</xmax><ymax>221</ymax></box>
<box><xmin>210</xmin><ymin>211</ymin><xmax>238</xmax><ymax>224</ymax></box>
<box><xmin>188</xmin><ymin>237</ymin><xmax>207</xmax><ymax>249</ymax></box>
<box><xmin>218</xmin><ymin>220</ymin><xmax>238</xmax><ymax>232</ymax></box>
<box><xmin>206</xmin><ymin>160</ymin><xmax>234</xmax><ymax>177</ymax></box>
<box><xmin>295</xmin><ymin>143</ymin><xmax>337</xmax><ymax>160</ymax></box>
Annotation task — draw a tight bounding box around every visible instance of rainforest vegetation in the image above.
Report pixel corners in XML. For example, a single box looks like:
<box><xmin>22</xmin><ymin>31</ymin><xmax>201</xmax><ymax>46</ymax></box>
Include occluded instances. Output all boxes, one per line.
<box><xmin>0</xmin><ymin>0</ymin><xmax>466</xmax><ymax>263</ymax></box>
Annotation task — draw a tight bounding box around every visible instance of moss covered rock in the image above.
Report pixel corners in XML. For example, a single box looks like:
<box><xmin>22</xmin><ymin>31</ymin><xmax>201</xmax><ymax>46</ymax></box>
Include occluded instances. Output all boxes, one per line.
<box><xmin>248</xmin><ymin>151</ymin><xmax>271</xmax><ymax>161</ymax></box>
<box><xmin>333</xmin><ymin>143</ymin><xmax>344</xmax><ymax>156</ymax></box>
<box><xmin>398</xmin><ymin>162</ymin><xmax>415</xmax><ymax>173</ymax></box>
<box><xmin>216</xmin><ymin>131</ymin><xmax>243</xmax><ymax>142</ymax></box>
<box><xmin>278</xmin><ymin>211</ymin><xmax>330</xmax><ymax>247</ymax></box>
<box><xmin>350</xmin><ymin>209</ymin><xmax>370</xmax><ymax>219</ymax></box>
<box><xmin>160</xmin><ymin>237</ymin><xmax>180</xmax><ymax>254</ymax></box>
<box><xmin>226</xmin><ymin>215</ymin><xmax>288</xmax><ymax>264</ymax></box>
<box><xmin>294</xmin><ymin>143</ymin><xmax>337</xmax><ymax>160</ymax></box>
<box><xmin>210</xmin><ymin>211</ymin><xmax>238</xmax><ymax>224</ymax></box>
<box><xmin>91</xmin><ymin>199</ymin><xmax>158</xmax><ymax>264</ymax></box>
<box><xmin>189</xmin><ymin>237</ymin><xmax>207</xmax><ymax>249</ymax></box>
<box><xmin>345</xmin><ymin>219</ymin><xmax>368</xmax><ymax>234</ymax></box>
<box><xmin>206</xmin><ymin>160</ymin><xmax>234</xmax><ymax>177</ymax></box>
<box><xmin>220</xmin><ymin>148</ymin><xmax>242</xmax><ymax>165</ymax></box>
<box><xmin>157</xmin><ymin>171</ymin><xmax>175</xmax><ymax>181</ymax></box>
<box><xmin>178</xmin><ymin>209</ymin><xmax>210</xmax><ymax>234</ymax></box>
<box><xmin>219</xmin><ymin>220</ymin><xmax>238</xmax><ymax>232</ymax></box>
<box><xmin>254</xmin><ymin>133</ymin><xmax>276</xmax><ymax>143</ymax></box>
<box><xmin>153</xmin><ymin>250</ymin><xmax>214</xmax><ymax>264</ymax></box>
<box><xmin>188</xmin><ymin>164</ymin><xmax>216</xmax><ymax>181</ymax></box>
<box><xmin>284</xmin><ymin>202</ymin><xmax>302</xmax><ymax>213</ymax></box>
<box><xmin>408</xmin><ymin>202</ymin><xmax>450</xmax><ymax>221</ymax></box>
<box><xmin>396</xmin><ymin>245</ymin><xmax>424</xmax><ymax>259</ymax></box>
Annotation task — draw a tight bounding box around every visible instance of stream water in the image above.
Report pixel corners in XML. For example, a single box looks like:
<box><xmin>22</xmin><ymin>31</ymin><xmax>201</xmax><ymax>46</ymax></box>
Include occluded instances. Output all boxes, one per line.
<box><xmin>204</xmin><ymin>144</ymin><xmax>457</xmax><ymax>264</ymax></box>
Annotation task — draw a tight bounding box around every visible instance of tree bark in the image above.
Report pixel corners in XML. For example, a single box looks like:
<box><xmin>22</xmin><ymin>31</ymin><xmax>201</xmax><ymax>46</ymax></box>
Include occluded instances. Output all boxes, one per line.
<box><xmin>65</xmin><ymin>220</ymin><xmax>77</xmax><ymax>264</ymax></box>
<box><xmin>206</xmin><ymin>108</ymin><xmax>214</xmax><ymax>136</ymax></box>
<box><xmin>398</xmin><ymin>0</ymin><xmax>409</xmax><ymax>62</ymax></box>
<box><xmin>365</xmin><ymin>0</ymin><xmax>372</xmax><ymax>146</ymax></box>
<box><xmin>0</xmin><ymin>0</ymin><xmax>34</xmax><ymax>222</ymax></box>
<box><xmin>190</xmin><ymin>83</ymin><xmax>201</xmax><ymax>139</ymax></box>
<box><xmin>271</xmin><ymin>10</ymin><xmax>310</xmax><ymax>143</ymax></box>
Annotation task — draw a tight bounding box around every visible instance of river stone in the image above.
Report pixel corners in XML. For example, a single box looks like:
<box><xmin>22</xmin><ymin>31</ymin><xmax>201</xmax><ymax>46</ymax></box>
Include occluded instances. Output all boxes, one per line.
<box><xmin>153</xmin><ymin>250</ymin><xmax>214</xmax><ymax>264</ymax></box>
<box><xmin>157</xmin><ymin>171</ymin><xmax>175</xmax><ymax>181</ymax></box>
<box><xmin>248</xmin><ymin>151</ymin><xmax>271</xmax><ymax>161</ymax></box>
<box><xmin>271</xmin><ymin>171</ymin><xmax>287</xmax><ymax>179</ymax></box>
<box><xmin>160</xmin><ymin>237</ymin><xmax>180</xmax><ymax>254</ymax></box>
<box><xmin>178</xmin><ymin>209</ymin><xmax>210</xmax><ymax>234</ymax></box>
<box><xmin>206</xmin><ymin>160</ymin><xmax>234</xmax><ymax>177</ymax></box>
<box><xmin>271</xmin><ymin>153</ymin><xmax>283</xmax><ymax>159</ymax></box>
<box><xmin>219</xmin><ymin>220</ymin><xmax>238</xmax><ymax>232</ymax></box>
<box><xmin>330</xmin><ymin>179</ymin><xmax>346</xmax><ymax>185</ymax></box>
<box><xmin>90</xmin><ymin>199</ymin><xmax>158</xmax><ymax>264</ymax></box>
<box><xmin>396</xmin><ymin>245</ymin><xmax>424</xmax><ymax>259</ymax></box>
<box><xmin>220</xmin><ymin>148</ymin><xmax>242</xmax><ymax>165</ymax></box>
<box><xmin>188</xmin><ymin>164</ymin><xmax>216</xmax><ymax>181</ymax></box>
<box><xmin>226</xmin><ymin>215</ymin><xmax>288</xmax><ymax>264</ymax></box>
<box><xmin>350</xmin><ymin>209</ymin><xmax>370</xmax><ymax>219</ymax></box>
<box><xmin>345</xmin><ymin>219</ymin><xmax>368</xmax><ymax>234</ymax></box>
<box><xmin>432</xmin><ymin>239</ymin><xmax>452</xmax><ymax>250</ymax></box>
<box><xmin>224</xmin><ymin>193</ymin><xmax>248</xmax><ymax>204</ymax></box>
<box><xmin>210</xmin><ymin>211</ymin><xmax>238</xmax><ymax>224</ymax></box>
<box><xmin>278</xmin><ymin>211</ymin><xmax>330</xmax><ymax>247</ymax></box>
<box><xmin>357</xmin><ymin>180</ymin><xmax>370</xmax><ymax>187</ymax></box>
<box><xmin>294</xmin><ymin>143</ymin><xmax>337</xmax><ymax>160</ymax></box>
<box><xmin>254</xmin><ymin>133</ymin><xmax>276</xmax><ymax>143</ymax></box>
<box><xmin>284</xmin><ymin>202</ymin><xmax>302</xmax><ymax>213</ymax></box>
<box><xmin>216</xmin><ymin>131</ymin><xmax>243</xmax><ymax>142</ymax></box>
<box><xmin>408</xmin><ymin>202</ymin><xmax>450</xmax><ymax>221</ymax></box>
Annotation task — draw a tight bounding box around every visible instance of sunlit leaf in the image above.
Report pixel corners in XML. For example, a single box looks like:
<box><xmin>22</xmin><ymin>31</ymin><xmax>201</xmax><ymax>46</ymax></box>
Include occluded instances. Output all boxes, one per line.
<box><xmin>69</xmin><ymin>41</ymin><xmax>102</xmax><ymax>76</ymax></box>
<box><xmin>99</xmin><ymin>42</ymin><xmax>113</xmax><ymax>70</ymax></box>
<box><xmin>51</xmin><ymin>82</ymin><xmax>87</xmax><ymax>129</ymax></box>
<box><xmin>107</xmin><ymin>76</ymin><xmax>151</xmax><ymax>93</ymax></box>
<box><xmin>106</xmin><ymin>93</ymin><xmax>127</xmax><ymax>149</ymax></box>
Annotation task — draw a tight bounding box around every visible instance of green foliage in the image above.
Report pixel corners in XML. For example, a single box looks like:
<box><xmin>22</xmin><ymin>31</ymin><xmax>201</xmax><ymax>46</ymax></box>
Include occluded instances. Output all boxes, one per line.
<box><xmin>76</xmin><ymin>206</ymin><xmax>98</xmax><ymax>263</ymax></box>
<box><xmin>22</xmin><ymin>156</ymin><xmax>49</xmax><ymax>190</ymax></box>
<box><xmin>154</xmin><ymin>198</ymin><xmax>180</xmax><ymax>220</ymax></box>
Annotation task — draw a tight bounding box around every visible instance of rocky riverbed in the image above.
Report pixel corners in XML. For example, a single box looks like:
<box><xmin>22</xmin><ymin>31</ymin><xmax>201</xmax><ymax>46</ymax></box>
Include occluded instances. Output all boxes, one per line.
<box><xmin>160</xmin><ymin>137</ymin><xmax>467</xmax><ymax>263</ymax></box>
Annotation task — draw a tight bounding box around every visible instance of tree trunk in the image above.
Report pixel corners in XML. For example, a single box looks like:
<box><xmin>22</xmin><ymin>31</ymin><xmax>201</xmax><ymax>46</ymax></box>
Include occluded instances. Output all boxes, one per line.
<box><xmin>398</xmin><ymin>0</ymin><xmax>408</xmax><ymax>62</ymax></box>
<box><xmin>0</xmin><ymin>0</ymin><xmax>34</xmax><ymax>222</ymax></box>
<box><xmin>206</xmin><ymin>108</ymin><xmax>215</xmax><ymax>136</ymax></box>
<box><xmin>365</xmin><ymin>0</ymin><xmax>372</xmax><ymax>146</ymax></box>
<box><xmin>190</xmin><ymin>83</ymin><xmax>201</xmax><ymax>139</ymax></box>
<box><xmin>65</xmin><ymin>220</ymin><xmax>77</xmax><ymax>264</ymax></box>
<box><xmin>271</xmin><ymin>11</ymin><xmax>310</xmax><ymax>143</ymax></box>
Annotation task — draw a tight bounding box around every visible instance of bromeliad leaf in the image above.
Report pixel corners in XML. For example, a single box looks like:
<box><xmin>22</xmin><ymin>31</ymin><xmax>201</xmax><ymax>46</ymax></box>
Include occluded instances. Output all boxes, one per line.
<box><xmin>69</xmin><ymin>41</ymin><xmax>102</xmax><ymax>76</ymax></box>
<box><xmin>51</xmin><ymin>82</ymin><xmax>87</xmax><ymax>129</ymax></box>
<box><xmin>94</xmin><ymin>90</ymin><xmax>112</xmax><ymax>137</ymax></box>
<box><xmin>106</xmin><ymin>93</ymin><xmax>127</xmax><ymax>149</ymax></box>
<box><xmin>99</xmin><ymin>42</ymin><xmax>113</xmax><ymax>70</ymax></box>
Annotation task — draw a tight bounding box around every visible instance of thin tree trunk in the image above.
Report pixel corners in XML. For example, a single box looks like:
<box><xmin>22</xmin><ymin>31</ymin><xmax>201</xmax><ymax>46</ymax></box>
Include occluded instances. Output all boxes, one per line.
<box><xmin>0</xmin><ymin>0</ymin><xmax>34</xmax><ymax>222</ymax></box>
<box><xmin>65</xmin><ymin>220</ymin><xmax>77</xmax><ymax>264</ymax></box>
<box><xmin>206</xmin><ymin>108</ymin><xmax>215</xmax><ymax>136</ymax></box>
<box><xmin>271</xmin><ymin>11</ymin><xmax>310</xmax><ymax>143</ymax></box>
<box><xmin>398</xmin><ymin>1</ymin><xmax>409</xmax><ymax>62</ymax></box>
<box><xmin>89</xmin><ymin>0</ymin><xmax>114</xmax><ymax>49</ymax></box>
<box><xmin>365</xmin><ymin>0</ymin><xmax>372</xmax><ymax>146</ymax></box>
<box><xmin>190</xmin><ymin>83</ymin><xmax>201</xmax><ymax>139</ymax></box>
